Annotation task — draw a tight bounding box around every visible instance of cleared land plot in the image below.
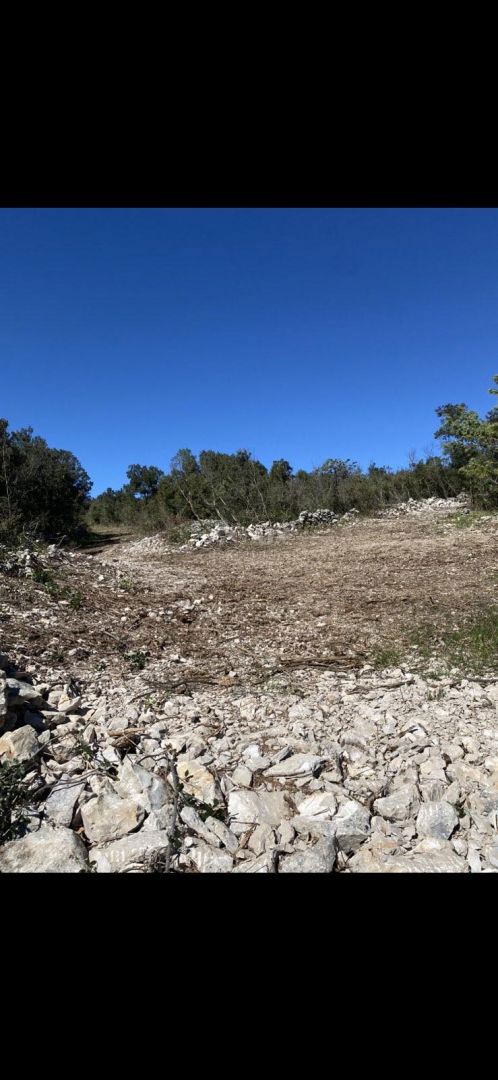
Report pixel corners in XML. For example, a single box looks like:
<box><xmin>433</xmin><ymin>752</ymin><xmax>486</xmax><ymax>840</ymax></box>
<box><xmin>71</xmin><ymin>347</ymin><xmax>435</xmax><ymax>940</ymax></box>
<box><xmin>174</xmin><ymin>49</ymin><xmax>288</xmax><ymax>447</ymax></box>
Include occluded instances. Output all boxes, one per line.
<box><xmin>2</xmin><ymin>515</ymin><xmax>498</xmax><ymax>690</ymax></box>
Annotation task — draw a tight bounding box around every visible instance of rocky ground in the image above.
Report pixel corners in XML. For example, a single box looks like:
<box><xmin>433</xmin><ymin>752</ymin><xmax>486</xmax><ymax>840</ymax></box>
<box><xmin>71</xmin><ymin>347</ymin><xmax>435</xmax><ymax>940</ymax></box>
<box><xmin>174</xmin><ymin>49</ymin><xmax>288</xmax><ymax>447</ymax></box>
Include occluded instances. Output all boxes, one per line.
<box><xmin>1</xmin><ymin>496</ymin><xmax>498</xmax><ymax>873</ymax></box>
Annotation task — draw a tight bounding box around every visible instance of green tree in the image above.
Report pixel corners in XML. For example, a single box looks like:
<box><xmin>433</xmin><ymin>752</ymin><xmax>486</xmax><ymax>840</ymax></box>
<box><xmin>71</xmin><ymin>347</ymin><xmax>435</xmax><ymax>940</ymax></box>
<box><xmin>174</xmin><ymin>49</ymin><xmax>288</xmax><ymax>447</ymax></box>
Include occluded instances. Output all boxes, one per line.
<box><xmin>269</xmin><ymin>459</ymin><xmax>293</xmax><ymax>483</ymax></box>
<box><xmin>0</xmin><ymin>419</ymin><xmax>92</xmax><ymax>539</ymax></box>
<box><xmin>126</xmin><ymin>464</ymin><xmax>164</xmax><ymax>501</ymax></box>
<box><xmin>435</xmin><ymin>375</ymin><xmax>498</xmax><ymax>505</ymax></box>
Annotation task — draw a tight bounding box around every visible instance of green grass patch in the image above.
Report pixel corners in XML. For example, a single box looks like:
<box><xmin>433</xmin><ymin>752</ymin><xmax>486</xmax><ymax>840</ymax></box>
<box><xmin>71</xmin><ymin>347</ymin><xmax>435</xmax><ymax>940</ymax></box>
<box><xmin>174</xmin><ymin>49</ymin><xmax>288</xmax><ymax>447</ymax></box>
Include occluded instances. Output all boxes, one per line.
<box><xmin>411</xmin><ymin>605</ymin><xmax>498</xmax><ymax>675</ymax></box>
<box><xmin>445</xmin><ymin>510</ymin><xmax>496</xmax><ymax>528</ymax></box>
<box><xmin>68</xmin><ymin>589</ymin><xmax>83</xmax><ymax>610</ymax></box>
<box><xmin>118</xmin><ymin>577</ymin><xmax>134</xmax><ymax>592</ymax></box>
<box><xmin>370</xmin><ymin>605</ymin><xmax>498</xmax><ymax>676</ymax></box>
<box><xmin>371</xmin><ymin>645</ymin><xmax>403</xmax><ymax>669</ymax></box>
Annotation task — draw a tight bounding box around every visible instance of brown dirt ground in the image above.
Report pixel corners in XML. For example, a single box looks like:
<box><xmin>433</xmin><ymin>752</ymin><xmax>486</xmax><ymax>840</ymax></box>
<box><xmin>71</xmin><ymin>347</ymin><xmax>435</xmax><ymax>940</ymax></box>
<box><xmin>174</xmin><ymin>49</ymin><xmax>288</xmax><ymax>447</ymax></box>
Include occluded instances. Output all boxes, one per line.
<box><xmin>2</xmin><ymin>515</ymin><xmax>498</xmax><ymax>695</ymax></box>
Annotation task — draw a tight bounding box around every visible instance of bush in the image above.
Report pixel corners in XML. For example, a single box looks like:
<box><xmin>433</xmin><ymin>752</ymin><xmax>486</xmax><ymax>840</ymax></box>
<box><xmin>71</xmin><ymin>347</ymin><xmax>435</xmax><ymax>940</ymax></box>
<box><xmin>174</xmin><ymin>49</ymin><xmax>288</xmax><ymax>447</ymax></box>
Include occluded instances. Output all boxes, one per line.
<box><xmin>0</xmin><ymin>760</ymin><xmax>39</xmax><ymax>844</ymax></box>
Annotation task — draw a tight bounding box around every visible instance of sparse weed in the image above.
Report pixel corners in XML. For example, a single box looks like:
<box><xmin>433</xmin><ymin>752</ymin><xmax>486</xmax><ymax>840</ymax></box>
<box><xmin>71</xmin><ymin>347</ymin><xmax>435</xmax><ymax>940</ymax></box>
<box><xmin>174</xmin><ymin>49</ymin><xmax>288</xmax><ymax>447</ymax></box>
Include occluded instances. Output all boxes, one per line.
<box><xmin>410</xmin><ymin>606</ymin><xmax>498</xmax><ymax>675</ymax></box>
<box><xmin>71</xmin><ymin>738</ymin><xmax>118</xmax><ymax>777</ymax></box>
<box><xmin>128</xmin><ymin>650</ymin><xmax>148</xmax><ymax>671</ymax></box>
<box><xmin>262</xmin><ymin>675</ymin><xmax>293</xmax><ymax>693</ymax></box>
<box><xmin>32</xmin><ymin>566</ymin><xmax>60</xmax><ymax>597</ymax></box>
<box><xmin>445</xmin><ymin>510</ymin><xmax>495</xmax><ymax>529</ymax></box>
<box><xmin>442</xmin><ymin>607</ymin><xmax>498</xmax><ymax>673</ymax></box>
<box><xmin>31</xmin><ymin>567</ymin><xmax>83</xmax><ymax>610</ymax></box>
<box><xmin>118</xmin><ymin>577</ymin><xmax>134</xmax><ymax>592</ymax></box>
<box><xmin>410</xmin><ymin>624</ymin><xmax>438</xmax><ymax>661</ymax></box>
<box><xmin>68</xmin><ymin>589</ymin><xmax>83</xmax><ymax>610</ymax></box>
<box><xmin>180</xmin><ymin>787</ymin><xmax>226</xmax><ymax>822</ymax></box>
<box><xmin>371</xmin><ymin>645</ymin><xmax>402</xmax><ymax>669</ymax></box>
<box><xmin>48</xmin><ymin>648</ymin><xmax>65</xmax><ymax>664</ymax></box>
<box><xmin>0</xmin><ymin>760</ymin><xmax>40</xmax><ymax>844</ymax></box>
<box><xmin>32</xmin><ymin>566</ymin><xmax>55</xmax><ymax>587</ymax></box>
<box><xmin>426</xmin><ymin>685</ymin><xmax>445</xmax><ymax>701</ymax></box>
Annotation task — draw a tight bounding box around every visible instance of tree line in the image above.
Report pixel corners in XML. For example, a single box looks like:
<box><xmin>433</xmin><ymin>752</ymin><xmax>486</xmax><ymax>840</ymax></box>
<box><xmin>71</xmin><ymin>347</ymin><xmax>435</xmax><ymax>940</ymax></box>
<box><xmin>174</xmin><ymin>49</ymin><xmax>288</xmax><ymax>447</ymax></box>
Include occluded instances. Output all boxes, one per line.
<box><xmin>2</xmin><ymin>375</ymin><xmax>498</xmax><ymax>542</ymax></box>
<box><xmin>87</xmin><ymin>449</ymin><xmax>463</xmax><ymax>533</ymax></box>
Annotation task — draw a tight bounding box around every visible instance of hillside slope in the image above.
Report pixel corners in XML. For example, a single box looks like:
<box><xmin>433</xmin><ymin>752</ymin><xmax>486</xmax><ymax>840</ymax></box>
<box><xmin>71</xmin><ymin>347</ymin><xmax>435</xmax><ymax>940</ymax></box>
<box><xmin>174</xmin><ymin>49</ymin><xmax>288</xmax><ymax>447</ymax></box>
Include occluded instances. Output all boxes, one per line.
<box><xmin>1</xmin><ymin>500</ymin><xmax>498</xmax><ymax>873</ymax></box>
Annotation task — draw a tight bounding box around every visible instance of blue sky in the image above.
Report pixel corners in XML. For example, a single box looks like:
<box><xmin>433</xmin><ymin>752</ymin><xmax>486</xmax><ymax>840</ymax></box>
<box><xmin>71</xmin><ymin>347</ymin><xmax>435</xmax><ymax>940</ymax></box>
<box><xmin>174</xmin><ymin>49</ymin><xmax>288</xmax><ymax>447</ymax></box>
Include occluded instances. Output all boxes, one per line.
<box><xmin>1</xmin><ymin>208</ymin><xmax>497</xmax><ymax>495</ymax></box>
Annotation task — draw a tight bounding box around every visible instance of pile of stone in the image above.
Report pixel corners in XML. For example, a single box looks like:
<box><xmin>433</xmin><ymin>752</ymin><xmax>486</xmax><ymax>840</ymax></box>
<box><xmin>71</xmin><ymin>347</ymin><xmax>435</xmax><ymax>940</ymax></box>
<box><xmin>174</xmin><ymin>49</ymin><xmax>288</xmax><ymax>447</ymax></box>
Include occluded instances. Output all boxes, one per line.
<box><xmin>120</xmin><ymin>534</ymin><xmax>174</xmax><ymax>558</ymax></box>
<box><xmin>103</xmin><ymin>512</ymin><xmax>353</xmax><ymax>558</ymax></box>
<box><xmin>2</xmin><ymin>643</ymin><xmax>498</xmax><ymax>872</ymax></box>
<box><xmin>0</xmin><ymin>546</ymin><xmax>43</xmax><ymax>578</ymax></box>
<box><xmin>376</xmin><ymin>494</ymin><xmax>470</xmax><ymax>519</ymax></box>
<box><xmin>297</xmin><ymin>508</ymin><xmax>343</xmax><ymax>526</ymax></box>
<box><xmin>0</xmin><ymin>541</ymin><xmax>70</xmax><ymax>579</ymax></box>
<box><xmin>111</xmin><ymin>497</ymin><xmax>476</xmax><ymax>559</ymax></box>
<box><xmin>186</xmin><ymin>522</ymin><xmax>244</xmax><ymax>548</ymax></box>
<box><xmin>185</xmin><ymin>520</ymin><xmax>295</xmax><ymax>548</ymax></box>
<box><xmin>183</xmin><ymin>508</ymin><xmax>356</xmax><ymax>549</ymax></box>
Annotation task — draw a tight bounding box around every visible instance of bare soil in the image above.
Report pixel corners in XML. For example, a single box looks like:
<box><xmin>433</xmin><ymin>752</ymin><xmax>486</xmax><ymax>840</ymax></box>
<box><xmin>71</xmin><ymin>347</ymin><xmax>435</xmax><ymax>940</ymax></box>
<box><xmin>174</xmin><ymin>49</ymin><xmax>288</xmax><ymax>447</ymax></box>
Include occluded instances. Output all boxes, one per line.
<box><xmin>2</xmin><ymin>515</ymin><xmax>498</xmax><ymax>697</ymax></box>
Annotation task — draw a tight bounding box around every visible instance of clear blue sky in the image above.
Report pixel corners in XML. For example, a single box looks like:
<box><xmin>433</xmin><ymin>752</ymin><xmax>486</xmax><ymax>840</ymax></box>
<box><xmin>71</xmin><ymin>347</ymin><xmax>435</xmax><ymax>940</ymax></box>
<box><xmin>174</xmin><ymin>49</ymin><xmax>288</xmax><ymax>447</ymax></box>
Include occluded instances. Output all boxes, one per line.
<box><xmin>1</xmin><ymin>208</ymin><xmax>497</xmax><ymax>495</ymax></box>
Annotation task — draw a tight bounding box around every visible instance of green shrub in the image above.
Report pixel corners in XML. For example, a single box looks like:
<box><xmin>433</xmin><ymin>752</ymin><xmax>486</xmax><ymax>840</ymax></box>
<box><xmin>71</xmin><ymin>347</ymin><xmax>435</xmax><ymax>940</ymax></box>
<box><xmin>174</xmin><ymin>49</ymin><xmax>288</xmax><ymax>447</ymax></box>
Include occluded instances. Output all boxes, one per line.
<box><xmin>0</xmin><ymin>761</ymin><xmax>39</xmax><ymax>844</ymax></box>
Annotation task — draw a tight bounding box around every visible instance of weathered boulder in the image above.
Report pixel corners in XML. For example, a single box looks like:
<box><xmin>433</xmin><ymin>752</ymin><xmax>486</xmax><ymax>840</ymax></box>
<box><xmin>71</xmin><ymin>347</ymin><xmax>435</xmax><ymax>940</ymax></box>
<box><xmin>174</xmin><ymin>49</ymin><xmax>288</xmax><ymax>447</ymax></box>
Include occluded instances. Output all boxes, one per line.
<box><xmin>57</xmin><ymin>690</ymin><xmax>82</xmax><ymax>714</ymax></box>
<box><xmin>228</xmin><ymin>789</ymin><xmax>294</xmax><ymax>832</ymax></box>
<box><xmin>0</xmin><ymin>725</ymin><xmax>39</xmax><ymax>762</ymax></box>
<box><xmin>416</xmin><ymin>800</ymin><xmax>459</xmax><ymax>840</ymax></box>
<box><xmin>6</xmin><ymin>679</ymin><xmax>45</xmax><ymax>709</ymax></box>
<box><xmin>188</xmin><ymin>844</ymin><xmax>234</xmax><ymax>873</ymax></box>
<box><xmin>177</xmin><ymin>760</ymin><xmax>222</xmax><ymax>807</ymax></box>
<box><xmin>265</xmin><ymin>753</ymin><xmax>324</xmax><ymax>778</ymax></box>
<box><xmin>81</xmin><ymin>793</ymin><xmax>146</xmax><ymax>843</ymax></box>
<box><xmin>0</xmin><ymin>674</ymin><xmax>7</xmax><ymax>725</ymax></box>
<box><xmin>231</xmin><ymin>765</ymin><xmax>253</xmax><ymax>788</ymax></box>
<box><xmin>89</xmin><ymin>829</ymin><xmax>172</xmax><ymax>873</ymax></box>
<box><xmin>0</xmin><ymin>826</ymin><xmax>88</xmax><ymax>873</ymax></box>
<box><xmin>446</xmin><ymin>761</ymin><xmax>484</xmax><ymax>785</ymax></box>
<box><xmin>204</xmin><ymin>816</ymin><xmax>239</xmax><ymax>853</ymax></box>
<box><xmin>385</xmin><ymin>839</ymin><xmax>467</xmax><ymax>874</ymax></box>
<box><xmin>484</xmin><ymin>841</ymin><xmax>498</xmax><ymax>869</ymax></box>
<box><xmin>374</xmin><ymin>783</ymin><xmax>420</xmax><ymax>822</ymax></box>
<box><xmin>232</xmin><ymin>853</ymin><xmax>270</xmax><ymax>873</ymax></box>
<box><xmin>113</xmin><ymin>757</ymin><xmax>173</xmax><ymax>812</ymax></box>
<box><xmin>349</xmin><ymin>838</ymin><xmax>467</xmax><ymax>874</ymax></box>
<box><xmin>44</xmin><ymin>777</ymin><xmax>86</xmax><ymax>827</ymax></box>
<box><xmin>279</xmin><ymin>837</ymin><xmax>336</xmax><ymax>873</ymax></box>
<box><xmin>333</xmin><ymin>799</ymin><xmax>371</xmax><ymax>853</ymax></box>
<box><xmin>297</xmin><ymin>792</ymin><xmax>337</xmax><ymax>819</ymax></box>
<box><xmin>180</xmin><ymin>805</ymin><xmax>222</xmax><ymax>846</ymax></box>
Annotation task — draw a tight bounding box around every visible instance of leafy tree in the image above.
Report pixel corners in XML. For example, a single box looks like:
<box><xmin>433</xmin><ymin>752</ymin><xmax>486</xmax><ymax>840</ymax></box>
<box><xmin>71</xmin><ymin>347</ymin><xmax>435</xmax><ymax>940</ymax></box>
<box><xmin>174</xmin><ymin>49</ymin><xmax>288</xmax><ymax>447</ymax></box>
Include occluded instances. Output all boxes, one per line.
<box><xmin>170</xmin><ymin>449</ymin><xmax>199</xmax><ymax>478</ymax></box>
<box><xmin>269</xmin><ymin>459</ymin><xmax>293</xmax><ymax>483</ymax></box>
<box><xmin>435</xmin><ymin>375</ymin><xmax>498</xmax><ymax>505</ymax></box>
<box><xmin>0</xmin><ymin>419</ymin><xmax>92</xmax><ymax>539</ymax></box>
<box><xmin>126</xmin><ymin>464</ymin><xmax>164</xmax><ymax>501</ymax></box>
<box><xmin>169</xmin><ymin>449</ymin><xmax>203</xmax><ymax>520</ymax></box>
